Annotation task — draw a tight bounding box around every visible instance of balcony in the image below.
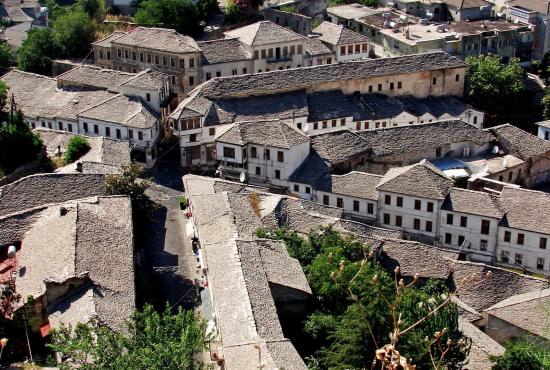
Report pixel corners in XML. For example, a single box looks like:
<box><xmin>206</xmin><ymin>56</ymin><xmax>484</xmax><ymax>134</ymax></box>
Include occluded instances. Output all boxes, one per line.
<box><xmin>266</xmin><ymin>55</ymin><xmax>292</xmax><ymax>64</ymax></box>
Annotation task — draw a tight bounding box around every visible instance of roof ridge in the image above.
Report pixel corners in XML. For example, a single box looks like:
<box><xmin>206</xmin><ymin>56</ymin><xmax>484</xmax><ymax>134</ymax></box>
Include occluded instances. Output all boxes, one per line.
<box><xmin>76</xmin><ymin>93</ymin><xmax>122</xmax><ymax>116</ymax></box>
<box><xmin>486</xmin><ymin>288</ymin><xmax>550</xmax><ymax>311</ymax></box>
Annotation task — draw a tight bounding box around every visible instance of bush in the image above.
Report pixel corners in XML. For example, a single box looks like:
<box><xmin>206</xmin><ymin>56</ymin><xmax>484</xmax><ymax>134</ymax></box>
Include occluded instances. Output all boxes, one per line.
<box><xmin>64</xmin><ymin>136</ymin><xmax>90</xmax><ymax>163</ymax></box>
<box><xmin>491</xmin><ymin>340</ymin><xmax>550</xmax><ymax>370</ymax></box>
<box><xmin>224</xmin><ymin>0</ymin><xmax>240</xmax><ymax>23</ymax></box>
<box><xmin>0</xmin><ymin>111</ymin><xmax>43</xmax><ymax>174</ymax></box>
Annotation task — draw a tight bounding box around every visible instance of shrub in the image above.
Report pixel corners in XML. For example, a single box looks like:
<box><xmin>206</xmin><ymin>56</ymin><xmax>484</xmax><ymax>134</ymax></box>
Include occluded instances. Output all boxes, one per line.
<box><xmin>64</xmin><ymin>136</ymin><xmax>90</xmax><ymax>163</ymax></box>
<box><xmin>224</xmin><ymin>0</ymin><xmax>240</xmax><ymax>23</ymax></box>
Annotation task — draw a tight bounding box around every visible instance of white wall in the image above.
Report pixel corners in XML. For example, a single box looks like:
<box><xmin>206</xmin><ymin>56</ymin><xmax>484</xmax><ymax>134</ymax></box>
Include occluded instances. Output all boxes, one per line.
<box><xmin>538</xmin><ymin>126</ymin><xmax>550</xmax><ymax>141</ymax></box>
<box><xmin>317</xmin><ymin>190</ymin><xmax>377</xmax><ymax>219</ymax></box>
<box><xmin>497</xmin><ymin>227</ymin><xmax>550</xmax><ymax>274</ymax></box>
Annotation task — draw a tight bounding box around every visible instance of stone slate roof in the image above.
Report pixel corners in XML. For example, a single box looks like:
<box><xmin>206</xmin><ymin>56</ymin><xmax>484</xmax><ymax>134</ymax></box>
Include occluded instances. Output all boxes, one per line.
<box><xmin>198</xmin><ymin>38</ymin><xmax>250</xmax><ymax>65</ymax></box>
<box><xmin>0</xmin><ymin>173</ymin><xmax>106</xmax><ymax>217</ymax></box>
<box><xmin>304</xmin><ymin>36</ymin><xmax>333</xmax><ymax>57</ymax></box>
<box><xmin>112</xmin><ymin>27</ymin><xmax>200</xmax><ymax>53</ymax></box>
<box><xmin>288</xmin><ymin>151</ymin><xmax>331</xmax><ymax>186</ymax></box>
<box><xmin>92</xmin><ymin>31</ymin><xmax>126</xmax><ymax>48</ymax></box>
<box><xmin>488</xmin><ymin>124</ymin><xmax>550</xmax><ymax>160</ymax></box>
<box><xmin>2</xmin><ymin>70</ymin><xmax>116</xmax><ymax>121</ymax></box>
<box><xmin>313</xmin><ymin>21</ymin><xmax>369</xmax><ymax>45</ymax></box>
<box><xmin>376</xmin><ymin>160</ymin><xmax>453</xmax><ymax>199</ymax></box>
<box><xmin>310</xmin><ymin>130</ymin><xmax>371</xmax><ymax>165</ymax></box>
<box><xmin>217</xmin><ymin>120</ymin><xmax>309</xmax><ymax>148</ymax></box>
<box><xmin>499</xmin><ymin>187</ymin><xmax>550</xmax><ymax>235</ymax></box>
<box><xmin>378</xmin><ymin>238</ymin><xmax>459</xmax><ymax>279</ymax></box>
<box><xmin>442</xmin><ymin>188</ymin><xmax>504</xmax><ymax>219</ymax></box>
<box><xmin>317</xmin><ymin>171</ymin><xmax>382</xmax><ymax>200</ymax></box>
<box><xmin>18</xmin><ymin>196</ymin><xmax>135</xmax><ymax>331</ymax></box>
<box><xmin>119</xmin><ymin>69</ymin><xmax>169</xmax><ymax>91</ymax></box>
<box><xmin>224</xmin><ymin>20</ymin><xmax>305</xmax><ymax>46</ymax></box>
<box><xmin>483</xmin><ymin>288</ymin><xmax>550</xmax><ymax>340</ymax></box>
<box><xmin>0</xmin><ymin>207</ymin><xmax>44</xmax><ymax>247</ymax></box>
<box><xmin>0</xmin><ymin>3</ymin><xmax>32</xmax><ymax>22</ymax></box>
<box><xmin>358</xmin><ymin>120</ymin><xmax>493</xmax><ymax>157</ymax></box>
<box><xmin>459</xmin><ymin>318</ymin><xmax>504</xmax><ymax>370</ymax></box>
<box><xmin>204</xmin><ymin>90</ymin><xmax>308</xmax><ymax>126</ymax></box>
<box><xmin>77</xmin><ymin>94</ymin><xmax>159</xmax><ymax>129</ymax></box>
<box><xmin>451</xmin><ymin>260</ymin><xmax>548</xmax><ymax>312</ymax></box>
<box><xmin>199</xmin><ymin>52</ymin><xmax>467</xmax><ymax>98</ymax></box>
<box><xmin>57</xmin><ymin>65</ymin><xmax>135</xmax><ymax>93</ymax></box>
<box><xmin>536</xmin><ymin>119</ymin><xmax>550</xmax><ymax>129</ymax></box>
<box><xmin>307</xmin><ymin>90</ymin><xmax>370</xmax><ymax>121</ymax></box>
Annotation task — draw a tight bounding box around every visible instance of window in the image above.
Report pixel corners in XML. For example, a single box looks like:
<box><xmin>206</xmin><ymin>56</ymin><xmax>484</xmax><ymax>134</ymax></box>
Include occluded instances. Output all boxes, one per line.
<box><xmin>353</xmin><ymin>200</ymin><xmax>359</xmax><ymax>212</ymax></box>
<box><xmin>99</xmin><ymin>50</ymin><xmax>104</xmax><ymax>59</ymax></box>
<box><xmin>322</xmin><ymin>121</ymin><xmax>327</xmax><ymax>129</ymax></box>
<box><xmin>356</xmin><ymin>122</ymin><xmax>361</xmax><ymax>130</ymax></box>
<box><xmin>340</xmin><ymin>46</ymin><xmax>346</xmax><ymax>55</ymax></box>
<box><xmin>517</xmin><ymin>233</ymin><xmax>525</xmax><ymax>245</ymax></box>
<box><xmin>378</xmin><ymin>84</ymin><xmax>382</xmax><ymax>91</ymax></box>
<box><xmin>541</xmin><ymin>237</ymin><xmax>547</xmax><ymax>249</ymax></box>
<box><xmin>59</xmin><ymin>122</ymin><xmax>64</xmax><ymax>131</ymax></box>
<box><xmin>340</xmin><ymin>119</ymin><xmax>345</xmax><ymax>126</ymax></box>
<box><xmin>277</xmin><ymin>151</ymin><xmax>284</xmax><ymax>162</ymax></box>
<box><xmin>268</xmin><ymin>48</ymin><xmax>273</xmax><ymax>58</ymax></box>
<box><xmin>48</xmin><ymin>122</ymin><xmax>52</xmax><ymax>129</ymax></box>
<box><xmin>432</xmin><ymin>77</ymin><xmax>437</xmax><ymax>85</ymax></box>
<box><xmin>155</xmin><ymin>55</ymin><xmax>159</xmax><ymax>64</ymax></box>
<box><xmin>427</xmin><ymin>202</ymin><xmax>434</xmax><ymax>212</ymax></box>
<box><xmin>206</xmin><ymin>72</ymin><xmax>212</xmax><ymax>80</ymax></box>
<box><xmin>515</xmin><ymin>253</ymin><xmax>523</xmax><ymax>265</ymax></box>
<box><xmin>508</xmin><ymin>171</ymin><xmax>513</xmax><ymax>181</ymax></box>
<box><xmin>426</xmin><ymin>221</ymin><xmax>433</xmax><ymax>232</ymax></box>
<box><xmin>209</xmin><ymin>128</ymin><xmax>216</xmax><ymax>136</ymax></box>
<box><xmin>455</xmin><ymin>74</ymin><xmax>460</xmax><ymax>82</ymax></box>
<box><xmin>251</xmin><ymin>147</ymin><xmax>257</xmax><ymax>158</ymax></box>
<box><xmin>189</xmin><ymin>134</ymin><xmax>197</xmax><ymax>142</ymax></box>
<box><xmin>255</xmin><ymin>166</ymin><xmax>261</xmax><ymax>175</ymax></box>
<box><xmin>323</xmin><ymin>195</ymin><xmax>329</xmax><ymax>205</ymax></box>
<box><xmin>223</xmin><ymin>147</ymin><xmax>236</xmax><ymax>158</ymax></box>
<box><xmin>146</xmin><ymin>93</ymin><xmax>151</xmax><ymax>101</ymax></box>
<box><xmin>264</xmin><ymin>149</ymin><xmax>270</xmax><ymax>160</ymax></box>
<box><xmin>480</xmin><ymin>240</ymin><xmax>488</xmax><ymax>251</ymax></box>
<box><xmin>140</xmin><ymin>53</ymin><xmax>144</xmax><ymax>62</ymax></box>
<box><xmin>297</xmin><ymin>45</ymin><xmax>303</xmax><ymax>54</ymax></box>
<box><xmin>337</xmin><ymin>197</ymin><xmax>343</xmax><ymax>208</ymax></box>
<box><xmin>501</xmin><ymin>250</ymin><xmax>510</xmax><ymax>263</ymax></box>
<box><xmin>68</xmin><ymin>123</ymin><xmax>72</xmax><ymax>132</ymax></box>
<box><xmin>396</xmin><ymin>196</ymin><xmax>403</xmax><ymax>207</ymax></box>
<box><xmin>254</xmin><ymin>50</ymin><xmax>259</xmax><ymax>59</ymax></box>
<box><xmin>481</xmin><ymin>220</ymin><xmax>490</xmax><ymax>235</ymax></box>
<box><xmin>445</xmin><ymin>233</ymin><xmax>452</xmax><ymax>244</ymax></box>
<box><xmin>367</xmin><ymin>203</ymin><xmax>374</xmax><ymax>214</ymax></box>
<box><xmin>368</xmin><ymin>85</ymin><xmax>373</xmax><ymax>92</ymax></box>
<box><xmin>347</xmin><ymin>45</ymin><xmax>352</xmax><ymax>54</ymax></box>
<box><xmin>305</xmin><ymin>186</ymin><xmax>311</xmax><ymax>194</ymax></box>
<box><xmin>504</xmin><ymin>230</ymin><xmax>511</xmax><ymax>242</ymax></box>
<box><xmin>188</xmin><ymin>76</ymin><xmax>194</xmax><ymax>86</ymax></box>
<box><xmin>332</xmin><ymin>120</ymin><xmax>337</xmax><ymax>127</ymax></box>
<box><xmin>171</xmin><ymin>76</ymin><xmax>176</xmax><ymax>85</ymax></box>
<box><xmin>460</xmin><ymin>216</ymin><xmax>467</xmax><ymax>227</ymax></box>
<box><xmin>537</xmin><ymin>257</ymin><xmax>545</xmax><ymax>270</ymax></box>
<box><xmin>458</xmin><ymin>235</ymin><xmax>465</xmax><ymax>246</ymax></box>
<box><xmin>190</xmin><ymin>58</ymin><xmax>195</xmax><ymax>68</ymax></box>
<box><xmin>106</xmin><ymin>51</ymin><xmax>110</xmax><ymax>59</ymax></box>
<box><xmin>414</xmin><ymin>199</ymin><xmax>421</xmax><ymax>210</ymax></box>
<box><xmin>170</xmin><ymin>57</ymin><xmax>175</xmax><ymax>67</ymax></box>
<box><xmin>355</xmin><ymin>44</ymin><xmax>360</xmax><ymax>53</ymax></box>
<box><xmin>179</xmin><ymin>59</ymin><xmax>185</xmax><ymax>69</ymax></box>
<box><xmin>261</xmin><ymin>49</ymin><xmax>266</xmax><ymax>58</ymax></box>
<box><xmin>395</xmin><ymin>215</ymin><xmax>402</xmax><ymax>227</ymax></box>
<box><xmin>313</xmin><ymin>122</ymin><xmax>318</xmax><ymax>130</ymax></box>
<box><xmin>413</xmin><ymin>218</ymin><xmax>420</xmax><ymax>230</ymax></box>
<box><xmin>389</xmin><ymin>82</ymin><xmax>394</xmax><ymax>90</ymax></box>
<box><xmin>446</xmin><ymin>214</ymin><xmax>453</xmax><ymax>225</ymax></box>
<box><xmin>294</xmin><ymin>185</ymin><xmax>299</xmax><ymax>192</ymax></box>
<box><xmin>94</xmin><ymin>124</ymin><xmax>99</xmax><ymax>134</ymax></box>
<box><xmin>128</xmin><ymin>129</ymin><xmax>133</xmax><ymax>139</ymax></box>
<box><xmin>147</xmin><ymin>54</ymin><xmax>152</xmax><ymax>63</ymax></box>
<box><xmin>216</xmin><ymin>71</ymin><xmax>221</xmax><ymax>77</ymax></box>
<box><xmin>138</xmin><ymin>131</ymin><xmax>143</xmax><ymax>140</ymax></box>
<box><xmin>232</xmin><ymin>69</ymin><xmax>237</xmax><ymax>75</ymax></box>
<box><xmin>397</xmin><ymin>81</ymin><xmax>402</xmax><ymax>89</ymax></box>
<box><xmin>385</xmin><ymin>194</ymin><xmax>391</xmax><ymax>205</ymax></box>
<box><xmin>383</xmin><ymin>213</ymin><xmax>390</xmax><ymax>224</ymax></box>
<box><xmin>162</xmin><ymin>56</ymin><xmax>167</xmax><ymax>66</ymax></box>
<box><xmin>242</xmin><ymin>68</ymin><xmax>247</xmax><ymax>74</ymax></box>
<box><xmin>275</xmin><ymin>170</ymin><xmax>281</xmax><ymax>179</ymax></box>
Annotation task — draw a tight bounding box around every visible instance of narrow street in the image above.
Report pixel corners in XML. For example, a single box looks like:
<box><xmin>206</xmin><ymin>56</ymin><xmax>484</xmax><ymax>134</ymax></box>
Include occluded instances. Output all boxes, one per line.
<box><xmin>143</xmin><ymin>161</ymin><xmax>200</xmax><ymax>310</ymax></box>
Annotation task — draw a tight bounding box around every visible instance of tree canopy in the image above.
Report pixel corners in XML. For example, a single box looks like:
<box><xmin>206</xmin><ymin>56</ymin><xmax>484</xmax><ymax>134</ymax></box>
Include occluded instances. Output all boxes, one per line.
<box><xmin>0</xmin><ymin>43</ymin><xmax>15</xmax><ymax>69</ymax></box>
<box><xmin>52</xmin><ymin>11</ymin><xmax>96</xmax><ymax>58</ymax></box>
<box><xmin>465</xmin><ymin>55</ymin><xmax>525</xmax><ymax>124</ymax></box>
<box><xmin>64</xmin><ymin>136</ymin><xmax>90</xmax><ymax>163</ymax></box>
<box><xmin>134</xmin><ymin>0</ymin><xmax>202</xmax><ymax>36</ymax></box>
<box><xmin>257</xmin><ymin>227</ymin><xmax>470</xmax><ymax>369</ymax></box>
<box><xmin>48</xmin><ymin>304</ymin><xmax>210</xmax><ymax>370</ymax></box>
<box><xmin>17</xmin><ymin>28</ymin><xmax>56</xmax><ymax>75</ymax></box>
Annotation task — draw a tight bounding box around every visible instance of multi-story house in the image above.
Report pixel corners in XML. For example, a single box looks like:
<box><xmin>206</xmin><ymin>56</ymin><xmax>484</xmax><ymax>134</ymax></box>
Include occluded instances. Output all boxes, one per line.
<box><xmin>536</xmin><ymin>119</ymin><xmax>550</xmax><ymax>140</ymax></box>
<box><xmin>224</xmin><ymin>21</ymin><xmax>307</xmax><ymax>73</ymax></box>
<box><xmin>170</xmin><ymin>51</ymin><xmax>468</xmax><ymax>168</ymax></box>
<box><xmin>506</xmin><ymin>0</ymin><xmax>550</xmax><ymax>59</ymax></box>
<box><xmin>312</xmin><ymin>21</ymin><xmax>370</xmax><ymax>61</ymax></box>
<box><xmin>93</xmin><ymin>27</ymin><xmax>201</xmax><ymax>96</ymax></box>
<box><xmin>215</xmin><ymin>120</ymin><xmax>310</xmax><ymax>188</ymax></box>
<box><xmin>303</xmin><ymin>36</ymin><xmax>335</xmax><ymax>66</ymax></box>
<box><xmin>198</xmin><ymin>38</ymin><xmax>251</xmax><ymax>81</ymax></box>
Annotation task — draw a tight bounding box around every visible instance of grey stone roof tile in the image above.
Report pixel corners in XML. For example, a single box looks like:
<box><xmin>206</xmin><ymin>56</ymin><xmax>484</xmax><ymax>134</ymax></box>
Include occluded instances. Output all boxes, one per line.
<box><xmin>499</xmin><ymin>187</ymin><xmax>550</xmax><ymax>235</ymax></box>
<box><xmin>310</xmin><ymin>129</ymin><xmax>371</xmax><ymax>165</ymax></box>
<box><xmin>112</xmin><ymin>27</ymin><xmax>200</xmax><ymax>53</ymax></box>
<box><xmin>317</xmin><ymin>171</ymin><xmax>382</xmax><ymax>200</ymax></box>
<box><xmin>119</xmin><ymin>69</ymin><xmax>169</xmax><ymax>90</ymax></box>
<box><xmin>224</xmin><ymin>21</ymin><xmax>305</xmax><ymax>46</ymax></box>
<box><xmin>92</xmin><ymin>31</ymin><xmax>126</xmax><ymax>48</ymax></box>
<box><xmin>313</xmin><ymin>21</ymin><xmax>369</xmax><ymax>45</ymax></box>
<box><xmin>217</xmin><ymin>120</ymin><xmax>309</xmax><ymax>148</ymax></box>
<box><xmin>488</xmin><ymin>124</ymin><xmax>550</xmax><ymax>160</ymax></box>
<box><xmin>442</xmin><ymin>188</ymin><xmax>504</xmax><ymax>219</ymax></box>
<box><xmin>304</xmin><ymin>36</ymin><xmax>333</xmax><ymax>56</ymax></box>
<box><xmin>198</xmin><ymin>38</ymin><xmax>250</xmax><ymax>65</ymax></box>
<box><xmin>57</xmin><ymin>65</ymin><xmax>135</xmax><ymax>92</ymax></box>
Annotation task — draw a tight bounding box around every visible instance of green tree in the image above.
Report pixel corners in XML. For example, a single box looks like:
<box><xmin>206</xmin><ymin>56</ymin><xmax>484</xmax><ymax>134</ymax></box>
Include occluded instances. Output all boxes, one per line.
<box><xmin>224</xmin><ymin>0</ymin><xmax>241</xmax><ymax>23</ymax></box>
<box><xmin>196</xmin><ymin>0</ymin><xmax>218</xmax><ymax>20</ymax></box>
<box><xmin>52</xmin><ymin>11</ymin><xmax>95</xmax><ymax>58</ymax></box>
<box><xmin>48</xmin><ymin>304</ymin><xmax>210</xmax><ymax>370</ymax></box>
<box><xmin>134</xmin><ymin>0</ymin><xmax>202</xmax><ymax>36</ymax></box>
<box><xmin>17</xmin><ymin>28</ymin><xmax>56</xmax><ymax>75</ymax></box>
<box><xmin>542</xmin><ymin>87</ymin><xmax>550</xmax><ymax>120</ymax></box>
<box><xmin>465</xmin><ymin>55</ymin><xmax>525</xmax><ymax>123</ymax></box>
<box><xmin>76</xmin><ymin>0</ymin><xmax>105</xmax><ymax>20</ymax></box>
<box><xmin>64</xmin><ymin>136</ymin><xmax>90</xmax><ymax>163</ymax></box>
<box><xmin>105</xmin><ymin>163</ymin><xmax>155</xmax><ymax>244</ymax></box>
<box><xmin>0</xmin><ymin>111</ymin><xmax>43</xmax><ymax>174</ymax></box>
<box><xmin>0</xmin><ymin>43</ymin><xmax>15</xmax><ymax>68</ymax></box>
<box><xmin>491</xmin><ymin>340</ymin><xmax>550</xmax><ymax>370</ymax></box>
